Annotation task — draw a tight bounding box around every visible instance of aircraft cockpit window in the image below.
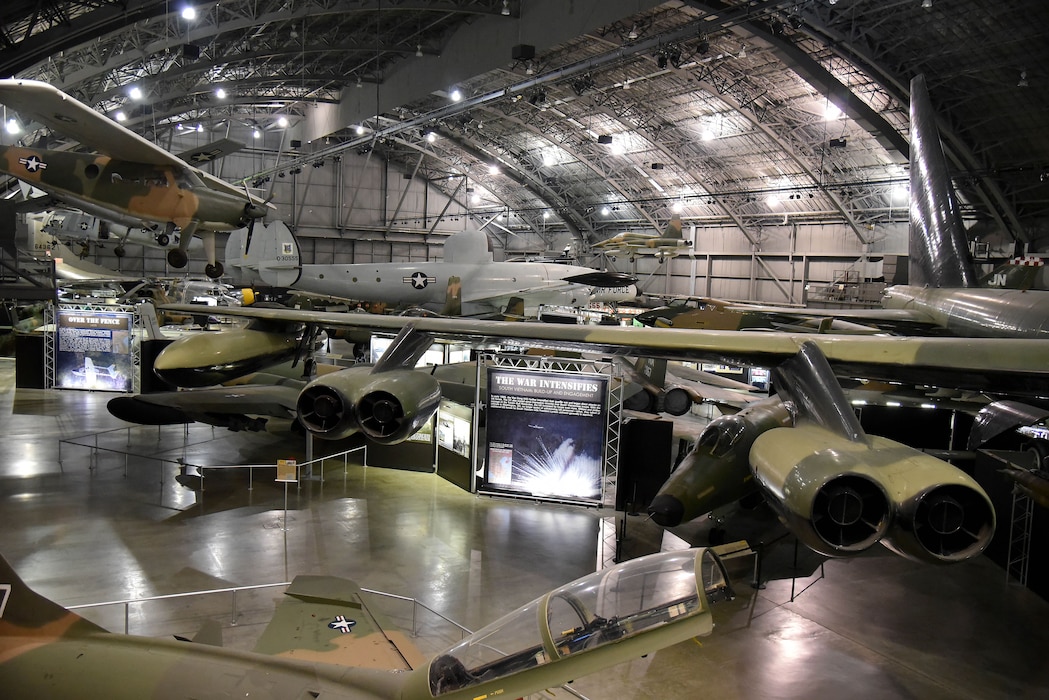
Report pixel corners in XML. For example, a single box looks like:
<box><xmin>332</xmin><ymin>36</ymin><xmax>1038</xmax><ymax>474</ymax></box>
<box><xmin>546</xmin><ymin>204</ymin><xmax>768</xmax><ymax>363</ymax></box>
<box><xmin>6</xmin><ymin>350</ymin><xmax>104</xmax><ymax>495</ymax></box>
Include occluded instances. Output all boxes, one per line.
<box><xmin>427</xmin><ymin>550</ymin><xmax>712</xmax><ymax>697</ymax></box>
<box><xmin>697</xmin><ymin>415</ymin><xmax>746</xmax><ymax>457</ymax></box>
<box><xmin>428</xmin><ymin>599</ymin><xmax>546</xmax><ymax>696</ymax></box>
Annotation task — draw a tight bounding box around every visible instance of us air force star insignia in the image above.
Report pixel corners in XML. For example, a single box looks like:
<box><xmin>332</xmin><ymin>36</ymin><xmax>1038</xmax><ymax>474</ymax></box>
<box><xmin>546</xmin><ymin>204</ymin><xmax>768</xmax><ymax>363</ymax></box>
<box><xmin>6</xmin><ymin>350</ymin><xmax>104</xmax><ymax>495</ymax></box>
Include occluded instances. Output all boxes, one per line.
<box><xmin>404</xmin><ymin>271</ymin><xmax>436</xmax><ymax>289</ymax></box>
<box><xmin>328</xmin><ymin>615</ymin><xmax>356</xmax><ymax>633</ymax></box>
<box><xmin>18</xmin><ymin>155</ymin><xmax>46</xmax><ymax>172</ymax></box>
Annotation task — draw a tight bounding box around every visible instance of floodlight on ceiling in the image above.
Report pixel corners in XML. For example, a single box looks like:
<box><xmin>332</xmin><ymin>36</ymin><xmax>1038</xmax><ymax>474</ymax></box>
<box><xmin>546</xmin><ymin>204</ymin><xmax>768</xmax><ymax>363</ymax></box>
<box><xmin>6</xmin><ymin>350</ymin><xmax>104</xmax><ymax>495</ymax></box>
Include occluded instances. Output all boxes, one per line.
<box><xmin>115</xmin><ymin>111</ymin><xmax>127</xmax><ymax>122</ymax></box>
<box><xmin>628</xmin><ymin>24</ymin><xmax>639</xmax><ymax>40</ymax></box>
<box><xmin>450</xmin><ymin>88</ymin><xmax>463</xmax><ymax>102</ymax></box>
<box><xmin>502</xmin><ymin>0</ymin><xmax>510</xmax><ymax>16</ymax></box>
<box><xmin>277</xmin><ymin>116</ymin><xmax>289</xmax><ymax>128</ymax></box>
<box><xmin>356</xmin><ymin>76</ymin><xmax>363</xmax><ymax>88</ymax></box>
<box><xmin>921</xmin><ymin>0</ymin><xmax>931</xmax><ymax>7</ymax></box>
<box><xmin>356</xmin><ymin>124</ymin><xmax>365</xmax><ymax>135</ymax></box>
<box><xmin>196</xmin><ymin>124</ymin><xmax>203</xmax><ymax>132</ymax></box>
<box><xmin>5</xmin><ymin>118</ymin><xmax>20</xmax><ymax>134</ymax></box>
<box><xmin>571</xmin><ymin>74</ymin><xmax>595</xmax><ymax>96</ymax></box>
<box><xmin>416</xmin><ymin>44</ymin><xmax>423</xmax><ymax>58</ymax></box>
<box><xmin>181</xmin><ymin>6</ymin><xmax>197</xmax><ymax>20</ymax></box>
<box><xmin>252</xmin><ymin>129</ymin><xmax>261</xmax><ymax>139</ymax></box>
<box><xmin>215</xmin><ymin>87</ymin><xmax>226</xmax><ymax>99</ymax></box>
<box><xmin>128</xmin><ymin>86</ymin><xmax>143</xmax><ymax>100</ymax></box>
<box><xmin>1019</xmin><ymin>69</ymin><xmax>1029</xmax><ymax>88</ymax></box>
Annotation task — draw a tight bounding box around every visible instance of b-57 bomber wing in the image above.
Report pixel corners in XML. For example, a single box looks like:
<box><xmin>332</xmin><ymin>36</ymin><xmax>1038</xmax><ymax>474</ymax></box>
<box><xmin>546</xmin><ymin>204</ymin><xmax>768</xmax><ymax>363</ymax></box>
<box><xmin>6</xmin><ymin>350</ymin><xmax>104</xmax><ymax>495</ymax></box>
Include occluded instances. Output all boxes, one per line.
<box><xmin>158</xmin><ymin>303</ymin><xmax>1049</xmax><ymax>399</ymax></box>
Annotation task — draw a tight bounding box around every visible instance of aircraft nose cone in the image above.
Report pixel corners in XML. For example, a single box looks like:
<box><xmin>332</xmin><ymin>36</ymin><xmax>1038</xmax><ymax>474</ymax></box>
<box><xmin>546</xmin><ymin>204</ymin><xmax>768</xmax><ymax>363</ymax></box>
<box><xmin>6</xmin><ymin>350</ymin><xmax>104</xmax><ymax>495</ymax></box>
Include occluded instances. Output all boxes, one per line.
<box><xmin>648</xmin><ymin>495</ymin><xmax>685</xmax><ymax>527</ymax></box>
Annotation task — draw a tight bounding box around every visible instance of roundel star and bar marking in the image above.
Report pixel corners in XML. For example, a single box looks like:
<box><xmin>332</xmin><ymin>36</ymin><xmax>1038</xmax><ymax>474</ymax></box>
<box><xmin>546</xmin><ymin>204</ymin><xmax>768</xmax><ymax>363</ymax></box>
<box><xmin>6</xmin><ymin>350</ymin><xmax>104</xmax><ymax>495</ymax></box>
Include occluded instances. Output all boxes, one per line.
<box><xmin>404</xmin><ymin>271</ymin><xmax>437</xmax><ymax>289</ymax></box>
<box><xmin>18</xmin><ymin>155</ymin><xmax>46</xmax><ymax>172</ymax></box>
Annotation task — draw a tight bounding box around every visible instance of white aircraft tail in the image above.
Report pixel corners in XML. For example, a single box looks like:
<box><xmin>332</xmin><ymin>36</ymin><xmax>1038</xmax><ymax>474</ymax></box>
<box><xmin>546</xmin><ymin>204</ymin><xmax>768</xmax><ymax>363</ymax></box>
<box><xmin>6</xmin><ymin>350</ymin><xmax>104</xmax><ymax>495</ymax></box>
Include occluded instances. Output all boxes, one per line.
<box><xmin>224</xmin><ymin>221</ymin><xmax>301</xmax><ymax>287</ymax></box>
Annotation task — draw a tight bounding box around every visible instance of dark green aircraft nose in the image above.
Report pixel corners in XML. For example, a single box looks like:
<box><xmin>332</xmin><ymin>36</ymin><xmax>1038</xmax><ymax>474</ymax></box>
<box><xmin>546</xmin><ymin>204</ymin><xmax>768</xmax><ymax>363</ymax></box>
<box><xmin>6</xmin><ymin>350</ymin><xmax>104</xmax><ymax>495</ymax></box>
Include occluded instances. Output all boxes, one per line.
<box><xmin>648</xmin><ymin>494</ymin><xmax>685</xmax><ymax>527</ymax></box>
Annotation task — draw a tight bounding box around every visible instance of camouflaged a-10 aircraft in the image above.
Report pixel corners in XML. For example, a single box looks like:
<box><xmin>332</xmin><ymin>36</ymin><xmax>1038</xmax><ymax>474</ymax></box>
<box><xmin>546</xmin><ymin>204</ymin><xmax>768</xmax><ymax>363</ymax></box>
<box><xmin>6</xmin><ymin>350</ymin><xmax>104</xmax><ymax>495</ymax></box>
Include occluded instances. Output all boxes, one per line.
<box><xmin>0</xmin><ymin>79</ymin><xmax>273</xmax><ymax>279</ymax></box>
<box><xmin>0</xmin><ymin>548</ymin><xmax>734</xmax><ymax>700</ymax></box>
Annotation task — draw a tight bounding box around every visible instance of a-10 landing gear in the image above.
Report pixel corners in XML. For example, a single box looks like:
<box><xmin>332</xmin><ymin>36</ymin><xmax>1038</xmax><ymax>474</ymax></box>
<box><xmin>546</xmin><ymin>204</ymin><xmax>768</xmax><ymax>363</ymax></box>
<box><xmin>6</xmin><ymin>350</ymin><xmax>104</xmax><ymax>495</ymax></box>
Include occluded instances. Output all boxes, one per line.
<box><xmin>204</xmin><ymin>262</ymin><xmax>224</xmax><ymax>279</ymax></box>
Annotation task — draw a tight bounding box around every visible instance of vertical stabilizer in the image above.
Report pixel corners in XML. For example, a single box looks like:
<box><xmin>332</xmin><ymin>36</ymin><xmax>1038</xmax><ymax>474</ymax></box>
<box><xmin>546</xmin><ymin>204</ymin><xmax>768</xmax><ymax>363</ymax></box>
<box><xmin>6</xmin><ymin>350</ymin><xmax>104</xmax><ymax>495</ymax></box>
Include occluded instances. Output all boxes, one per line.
<box><xmin>664</xmin><ymin>214</ymin><xmax>683</xmax><ymax>240</ymax></box>
<box><xmin>908</xmin><ymin>74</ymin><xmax>977</xmax><ymax>288</ymax></box>
<box><xmin>224</xmin><ymin>221</ymin><xmax>301</xmax><ymax>287</ymax></box>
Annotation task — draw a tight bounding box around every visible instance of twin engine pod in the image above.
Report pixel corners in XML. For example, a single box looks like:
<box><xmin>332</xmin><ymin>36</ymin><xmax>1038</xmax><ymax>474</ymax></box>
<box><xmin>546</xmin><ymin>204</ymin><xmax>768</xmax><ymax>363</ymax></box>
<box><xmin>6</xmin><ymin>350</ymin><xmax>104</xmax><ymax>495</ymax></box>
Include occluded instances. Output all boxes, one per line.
<box><xmin>295</xmin><ymin>366</ymin><xmax>441</xmax><ymax>444</ymax></box>
<box><xmin>749</xmin><ymin>424</ymin><xmax>995</xmax><ymax>563</ymax></box>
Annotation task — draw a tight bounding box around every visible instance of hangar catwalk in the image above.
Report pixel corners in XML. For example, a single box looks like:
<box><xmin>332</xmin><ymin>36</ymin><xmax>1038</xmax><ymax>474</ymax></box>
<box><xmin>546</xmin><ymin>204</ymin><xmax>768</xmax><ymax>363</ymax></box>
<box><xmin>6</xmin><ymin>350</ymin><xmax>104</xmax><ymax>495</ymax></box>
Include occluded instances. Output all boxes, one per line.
<box><xmin>1</xmin><ymin>358</ymin><xmax>1047</xmax><ymax>699</ymax></box>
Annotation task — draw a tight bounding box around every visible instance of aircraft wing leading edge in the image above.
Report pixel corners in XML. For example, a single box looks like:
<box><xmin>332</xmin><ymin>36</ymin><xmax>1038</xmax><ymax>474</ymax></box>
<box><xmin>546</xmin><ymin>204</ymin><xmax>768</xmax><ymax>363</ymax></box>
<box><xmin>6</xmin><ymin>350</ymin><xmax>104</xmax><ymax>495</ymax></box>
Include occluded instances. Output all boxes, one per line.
<box><xmin>158</xmin><ymin>303</ymin><xmax>1049</xmax><ymax>398</ymax></box>
<box><xmin>0</xmin><ymin>80</ymin><xmax>185</xmax><ymax>168</ymax></box>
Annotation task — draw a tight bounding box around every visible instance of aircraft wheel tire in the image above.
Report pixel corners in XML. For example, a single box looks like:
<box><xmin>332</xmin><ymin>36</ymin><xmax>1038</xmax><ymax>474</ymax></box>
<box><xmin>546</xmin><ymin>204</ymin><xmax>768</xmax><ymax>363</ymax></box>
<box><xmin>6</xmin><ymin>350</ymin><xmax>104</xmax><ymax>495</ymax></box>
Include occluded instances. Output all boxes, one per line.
<box><xmin>156</xmin><ymin>233</ymin><xmax>170</xmax><ymax>246</ymax></box>
<box><xmin>205</xmin><ymin>262</ymin><xmax>225</xmax><ymax>279</ymax></box>
<box><xmin>114</xmin><ymin>246</ymin><xmax>126</xmax><ymax>258</ymax></box>
<box><xmin>1022</xmin><ymin>440</ymin><xmax>1049</xmax><ymax>469</ymax></box>
<box><xmin>167</xmin><ymin>249</ymin><xmax>189</xmax><ymax>268</ymax></box>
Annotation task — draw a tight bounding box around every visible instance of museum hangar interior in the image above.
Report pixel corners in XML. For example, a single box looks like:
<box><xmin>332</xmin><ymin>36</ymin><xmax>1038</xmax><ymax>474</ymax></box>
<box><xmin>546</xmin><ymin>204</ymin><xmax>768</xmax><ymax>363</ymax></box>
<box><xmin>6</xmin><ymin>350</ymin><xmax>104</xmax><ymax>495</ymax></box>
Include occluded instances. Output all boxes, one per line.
<box><xmin>2</xmin><ymin>1</ymin><xmax>1049</xmax><ymax>698</ymax></box>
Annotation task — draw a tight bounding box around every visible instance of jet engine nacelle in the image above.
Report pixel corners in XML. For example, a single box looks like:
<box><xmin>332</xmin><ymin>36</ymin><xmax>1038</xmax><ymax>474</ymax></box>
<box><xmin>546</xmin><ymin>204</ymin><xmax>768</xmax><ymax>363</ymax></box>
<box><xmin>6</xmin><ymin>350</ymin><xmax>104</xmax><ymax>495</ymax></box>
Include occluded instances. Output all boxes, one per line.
<box><xmin>749</xmin><ymin>424</ymin><xmax>892</xmax><ymax>557</ymax></box>
<box><xmin>750</xmin><ymin>425</ymin><xmax>995</xmax><ymax>562</ymax></box>
<box><xmin>878</xmin><ymin>457</ymin><xmax>996</xmax><ymax>564</ymax></box>
<box><xmin>295</xmin><ymin>366</ymin><xmax>441</xmax><ymax>443</ymax></box>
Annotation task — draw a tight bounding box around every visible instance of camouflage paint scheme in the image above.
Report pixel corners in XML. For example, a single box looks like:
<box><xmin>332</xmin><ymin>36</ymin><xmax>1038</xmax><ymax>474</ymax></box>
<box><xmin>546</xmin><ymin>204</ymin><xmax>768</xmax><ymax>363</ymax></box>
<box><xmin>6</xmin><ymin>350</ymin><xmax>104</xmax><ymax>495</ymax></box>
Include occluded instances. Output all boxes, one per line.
<box><xmin>0</xmin><ymin>79</ymin><xmax>271</xmax><ymax>278</ymax></box>
<box><xmin>0</xmin><ymin>548</ymin><xmax>731</xmax><ymax>700</ymax></box>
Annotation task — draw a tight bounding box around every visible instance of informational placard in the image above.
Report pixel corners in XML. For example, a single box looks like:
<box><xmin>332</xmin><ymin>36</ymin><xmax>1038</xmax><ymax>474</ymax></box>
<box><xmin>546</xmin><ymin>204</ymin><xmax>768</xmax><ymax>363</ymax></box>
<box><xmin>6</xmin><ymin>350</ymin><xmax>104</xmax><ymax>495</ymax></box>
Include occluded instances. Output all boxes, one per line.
<box><xmin>484</xmin><ymin>368</ymin><xmax>608</xmax><ymax>502</ymax></box>
<box><xmin>276</xmin><ymin>459</ymin><xmax>298</xmax><ymax>482</ymax></box>
<box><xmin>55</xmin><ymin>309</ymin><xmax>134</xmax><ymax>392</ymax></box>
<box><xmin>437</xmin><ymin>406</ymin><xmax>472</xmax><ymax>458</ymax></box>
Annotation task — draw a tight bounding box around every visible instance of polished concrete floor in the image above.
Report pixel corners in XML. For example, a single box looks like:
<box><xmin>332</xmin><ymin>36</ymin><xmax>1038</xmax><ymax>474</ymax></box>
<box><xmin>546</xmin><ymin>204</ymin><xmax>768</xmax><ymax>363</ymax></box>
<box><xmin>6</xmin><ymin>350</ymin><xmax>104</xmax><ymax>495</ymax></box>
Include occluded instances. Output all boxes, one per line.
<box><xmin>2</xmin><ymin>355</ymin><xmax>1049</xmax><ymax>699</ymax></box>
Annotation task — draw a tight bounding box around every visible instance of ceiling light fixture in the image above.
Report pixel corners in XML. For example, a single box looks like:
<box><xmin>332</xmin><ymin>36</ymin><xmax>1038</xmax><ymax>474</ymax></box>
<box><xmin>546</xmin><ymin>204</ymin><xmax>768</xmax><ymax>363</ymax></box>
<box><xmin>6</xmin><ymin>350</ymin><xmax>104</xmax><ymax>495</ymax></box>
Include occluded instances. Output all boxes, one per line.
<box><xmin>356</xmin><ymin>124</ymin><xmax>365</xmax><ymax>135</ymax></box>
<box><xmin>416</xmin><ymin>44</ymin><xmax>423</xmax><ymax>58</ymax></box>
<box><xmin>252</xmin><ymin>129</ymin><xmax>261</xmax><ymax>139</ymax></box>
<box><xmin>181</xmin><ymin>6</ymin><xmax>197</xmax><ymax>20</ymax></box>
<box><xmin>628</xmin><ymin>24</ymin><xmax>639</xmax><ymax>40</ymax></box>
<box><xmin>450</xmin><ymin>88</ymin><xmax>463</xmax><ymax>102</ymax></box>
<box><xmin>128</xmin><ymin>86</ymin><xmax>143</xmax><ymax>100</ymax></box>
<box><xmin>215</xmin><ymin>87</ymin><xmax>226</xmax><ymax>99</ymax></box>
<box><xmin>115</xmin><ymin>111</ymin><xmax>127</xmax><ymax>122</ymax></box>
<box><xmin>501</xmin><ymin>0</ymin><xmax>510</xmax><ymax>16</ymax></box>
<box><xmin>356</xmin><ymin>76</ymin><xmax>363</xmax><ymax>88</ymax></box>
<box><xmin>1018</xmin><ymin>69</ymin><xmax>1029</xmax><ymax>88</ymax></box>
<box><xmin>277</xmin><ymin>116</ymin><xmax>289</xmax><ymax>128</ymax></box>
<box><xmin>921</xmin><ymin>0</ymin><xmax>932</xmax><ymax>7</ymax></box>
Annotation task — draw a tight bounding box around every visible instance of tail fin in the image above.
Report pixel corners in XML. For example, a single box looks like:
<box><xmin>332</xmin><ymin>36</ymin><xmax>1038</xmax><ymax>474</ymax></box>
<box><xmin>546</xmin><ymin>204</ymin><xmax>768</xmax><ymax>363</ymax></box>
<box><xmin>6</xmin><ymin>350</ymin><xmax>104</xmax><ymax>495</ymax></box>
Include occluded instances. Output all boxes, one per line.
<box><xmin>907</xmin><ymin>74</ymin><xmax>977</xmax><ymax>288</ymax></box>
<box><xmin>980</xmin><ymin>256</ymin><xmax>1044</xmax><ymax>291</ymax></box>
<box><xmin>500</xmin><ymin>296</ymin><xmax>525</xmax><ymax>320</ymax></box>
<box><xmin>664</xmin><ymin>214</ymin><xmax>683</xmax><ymax>240</ymax></box>
<box><xmin>223</xmin><ymin>220</ymin><xmax>301</xmax><ymax>287</ymax></box>
<box><xmin>439</xmin><ymin>276</ymin><xmax>463</xmax><ymax>316</ymax></box>
<box><xmin>0</xmin><ymin>553</ymin><xmax>106</xmax><ymax>637</ymax></box>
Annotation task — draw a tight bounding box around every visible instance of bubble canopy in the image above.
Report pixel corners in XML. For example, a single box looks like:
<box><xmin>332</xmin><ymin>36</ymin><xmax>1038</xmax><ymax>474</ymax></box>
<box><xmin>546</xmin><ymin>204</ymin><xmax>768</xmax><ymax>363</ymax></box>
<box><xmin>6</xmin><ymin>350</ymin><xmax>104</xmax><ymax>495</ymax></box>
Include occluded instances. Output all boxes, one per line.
<box><xmin>427</xmin><ymin>548</ymin><xmax>732</xmax><ymax>696</ymax></box>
